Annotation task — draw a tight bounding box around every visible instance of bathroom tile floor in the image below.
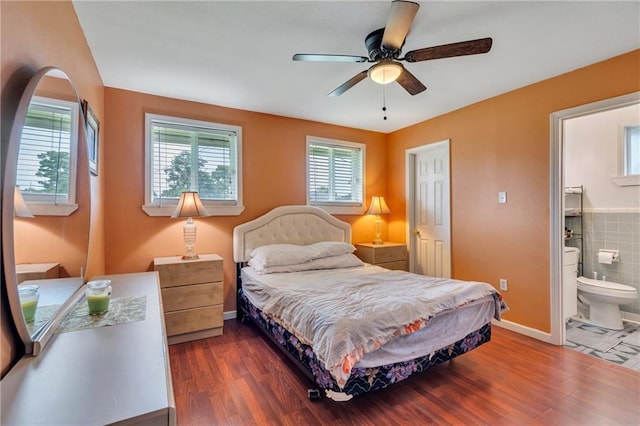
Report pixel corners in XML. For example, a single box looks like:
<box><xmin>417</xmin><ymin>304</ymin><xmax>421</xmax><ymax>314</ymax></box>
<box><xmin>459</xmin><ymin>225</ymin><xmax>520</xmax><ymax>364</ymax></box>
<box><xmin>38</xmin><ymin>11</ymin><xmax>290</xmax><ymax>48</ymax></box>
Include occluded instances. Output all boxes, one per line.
<box><xmin>565</xmin><ymin>318</ymin><xmax>640</xmax><ymax>372</ymax></box>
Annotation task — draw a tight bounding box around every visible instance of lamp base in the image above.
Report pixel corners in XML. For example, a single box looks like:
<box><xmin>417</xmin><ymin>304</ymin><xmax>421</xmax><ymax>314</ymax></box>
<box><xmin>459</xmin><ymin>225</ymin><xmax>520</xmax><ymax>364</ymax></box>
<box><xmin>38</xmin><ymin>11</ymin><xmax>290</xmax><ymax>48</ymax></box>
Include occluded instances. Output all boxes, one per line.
<box><xmin>372</xmin><ymin>215</ymin><xmax>384</xmax><ymax>245</ymax></box>
<box><xmin>182</xmin><ymin>217</ymin><xmax>199</xmax><ymax>260</ymax></box>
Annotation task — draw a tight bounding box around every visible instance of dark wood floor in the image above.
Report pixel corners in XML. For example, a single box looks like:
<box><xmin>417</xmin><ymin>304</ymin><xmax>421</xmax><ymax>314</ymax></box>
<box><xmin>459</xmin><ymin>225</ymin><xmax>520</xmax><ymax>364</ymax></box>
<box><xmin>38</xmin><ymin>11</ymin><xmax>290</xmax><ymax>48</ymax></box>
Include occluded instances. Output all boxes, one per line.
<box><xmin>169</xmin><ymin>320</ymin><xmax>640</xmax><ymax>425</ymax></box>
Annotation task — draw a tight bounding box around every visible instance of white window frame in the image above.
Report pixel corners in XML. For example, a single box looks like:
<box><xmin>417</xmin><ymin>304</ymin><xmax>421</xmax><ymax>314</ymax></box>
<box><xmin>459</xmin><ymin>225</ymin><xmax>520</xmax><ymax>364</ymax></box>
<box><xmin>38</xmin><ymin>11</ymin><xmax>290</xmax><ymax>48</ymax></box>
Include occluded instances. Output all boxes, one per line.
<box><xmin>19</xmin><ymin>96</ymin><xmax>80</xmax><ymax>216</ymax></box>
<box><xmin>142</xmin><ymin>113</ymin><xmax>244</xmax><ymax>216</ymax></box>
<box><xmin>612</xmin><ymin>122</ymin><xmax>640</xmax><ymax>187</ymax></box>
<box><xmin>306</xmin><ymin>136</ymin><xmax>366</xmax><ymax>215</ymax></box>
<box><xmin>623</xmin><ymin>124</ymin><xmax>639</xmax><ymax>175</ymax></box>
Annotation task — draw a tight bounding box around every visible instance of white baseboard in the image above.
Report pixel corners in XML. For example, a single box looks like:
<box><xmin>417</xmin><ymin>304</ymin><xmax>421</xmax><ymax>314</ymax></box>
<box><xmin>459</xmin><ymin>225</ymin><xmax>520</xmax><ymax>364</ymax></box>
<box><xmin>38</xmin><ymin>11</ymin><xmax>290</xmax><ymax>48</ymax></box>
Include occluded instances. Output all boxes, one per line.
<box><xmin>492</xmin><ymin>319</ymin><xmax>554</xmax><ymax>344</ymax></box>
<box><xmin>622</xmin><ymin>311</ymin><xmax>640</xmax><ymax>324</ymax></box>
<box><xmin>223</xmin><ymin>310</ymin><xmax>237</xmax><ymax>320</ymax></box>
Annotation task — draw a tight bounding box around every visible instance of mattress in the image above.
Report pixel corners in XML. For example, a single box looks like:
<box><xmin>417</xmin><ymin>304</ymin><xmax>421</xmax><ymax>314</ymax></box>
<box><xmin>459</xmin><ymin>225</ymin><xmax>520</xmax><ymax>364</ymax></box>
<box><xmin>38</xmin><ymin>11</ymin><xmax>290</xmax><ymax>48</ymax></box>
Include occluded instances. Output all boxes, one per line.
<box><xmin>241</xmin><ymin>265</ymin><xmax>496</xmax><ymax>369</ymax></box>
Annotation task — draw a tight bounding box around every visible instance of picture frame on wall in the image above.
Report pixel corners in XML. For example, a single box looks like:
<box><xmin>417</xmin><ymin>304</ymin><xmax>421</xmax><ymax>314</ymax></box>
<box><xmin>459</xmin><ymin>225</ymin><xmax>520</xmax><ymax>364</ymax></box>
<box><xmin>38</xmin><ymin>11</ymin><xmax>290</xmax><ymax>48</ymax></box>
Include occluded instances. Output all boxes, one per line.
<box><xmin>82</xmin><ymin>99</ymin><xmax>100</xmax><ymax>176</ymax></box>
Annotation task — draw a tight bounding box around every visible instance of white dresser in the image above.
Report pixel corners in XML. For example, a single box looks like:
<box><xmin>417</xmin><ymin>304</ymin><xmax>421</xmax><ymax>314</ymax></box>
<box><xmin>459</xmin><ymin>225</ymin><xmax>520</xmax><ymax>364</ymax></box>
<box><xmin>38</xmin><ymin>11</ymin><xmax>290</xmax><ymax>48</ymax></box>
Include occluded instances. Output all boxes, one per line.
<box><xmin>1</xmin><ymin>272</ymin><xmax>176</xmax><ymax>425</ymax></box>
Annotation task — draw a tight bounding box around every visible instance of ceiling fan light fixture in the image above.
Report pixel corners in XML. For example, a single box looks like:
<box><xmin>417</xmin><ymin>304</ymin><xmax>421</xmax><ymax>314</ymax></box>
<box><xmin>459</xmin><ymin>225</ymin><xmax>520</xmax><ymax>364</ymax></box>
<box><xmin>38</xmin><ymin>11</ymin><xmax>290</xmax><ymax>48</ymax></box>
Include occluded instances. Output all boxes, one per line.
<box><xmin>368</xmin><ymin>61</ymin><xmax>403</xmax><ymax>85</ymax></box>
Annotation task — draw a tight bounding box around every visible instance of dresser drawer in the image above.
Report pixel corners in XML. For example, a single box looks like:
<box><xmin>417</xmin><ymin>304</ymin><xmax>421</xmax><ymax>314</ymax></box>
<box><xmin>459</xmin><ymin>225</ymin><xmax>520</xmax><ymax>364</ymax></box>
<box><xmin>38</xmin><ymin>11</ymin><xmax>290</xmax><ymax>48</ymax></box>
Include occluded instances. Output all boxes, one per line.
<box><xmin>161</xmin><ymin>282</ymin><xmax>222</xmax><ymax>312</ymax></box>
<box><xmin>154</xmin><ymin>254</ymin><xmax>223</xmax><ymax>287</ymax></box>
<box><xmin>164</xmin><ymin>305</ymin><xmax>223</xmax><ymax>336</ymax></box>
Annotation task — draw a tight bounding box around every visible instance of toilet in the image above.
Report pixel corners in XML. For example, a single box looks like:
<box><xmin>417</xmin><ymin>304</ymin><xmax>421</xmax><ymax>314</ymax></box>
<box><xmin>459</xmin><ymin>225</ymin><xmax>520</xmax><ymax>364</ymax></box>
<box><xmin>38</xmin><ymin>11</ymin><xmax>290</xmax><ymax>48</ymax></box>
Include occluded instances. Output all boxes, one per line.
<box><xmin>576</xmin><ymin>276</ymin><xmax>638</xmax><ymax>330</ymax></box>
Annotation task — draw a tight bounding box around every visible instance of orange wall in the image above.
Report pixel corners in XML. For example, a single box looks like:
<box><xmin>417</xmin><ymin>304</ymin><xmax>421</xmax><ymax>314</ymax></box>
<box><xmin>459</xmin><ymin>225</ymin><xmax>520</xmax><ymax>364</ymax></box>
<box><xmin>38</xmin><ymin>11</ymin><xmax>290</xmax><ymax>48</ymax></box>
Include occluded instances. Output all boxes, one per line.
<box><xmin>2</xmin><ymin>0</ymin><xmax>638</xmax><ymax>378</ymax></box>
<box><xmin>387</xmin><ymin>50</ymin><xmax>640</xmax><ymax>332</ymax></box>
<box><xmin>103</xmin><ymin>88</ymin><xmax>387</xmax><ymax>310</ymax></box>
<box><xmin>1</xmin><ymin>1</ymin><xmax>105</xmax><ymax>375</ymax></box>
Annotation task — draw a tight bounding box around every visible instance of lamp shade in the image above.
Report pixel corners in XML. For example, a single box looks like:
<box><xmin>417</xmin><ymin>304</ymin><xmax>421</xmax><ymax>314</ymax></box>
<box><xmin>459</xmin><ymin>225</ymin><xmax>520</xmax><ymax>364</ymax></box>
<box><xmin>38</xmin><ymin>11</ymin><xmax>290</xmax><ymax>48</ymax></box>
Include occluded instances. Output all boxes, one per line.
<box><xmin>367</xmin><ymin>196</ymin><xmax>391</xmax><ymax>215</ymax></box>
<box><xmin>171</xmin><ymin>191</ymin><xmax>210</xmax><ymax>218</ymax></box>
<box><xmin>368</xmin><ymin>61</ymin><xmax>404</xmax><ymax>85</ymax></box>
<box><xmin>14</xmin><ymin>187</ymin><xmax>34</xmax><ymax>218</ymax></box>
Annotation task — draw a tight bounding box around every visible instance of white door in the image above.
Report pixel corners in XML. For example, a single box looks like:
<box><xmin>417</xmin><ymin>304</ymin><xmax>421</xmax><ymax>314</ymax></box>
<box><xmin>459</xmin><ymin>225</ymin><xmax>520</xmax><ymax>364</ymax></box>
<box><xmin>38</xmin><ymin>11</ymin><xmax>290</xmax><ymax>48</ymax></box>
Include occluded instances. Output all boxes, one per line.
<box><xmin>407</xmin><ymin>141</ymin><xmax>451</xmax><ymax>277</ymax></box>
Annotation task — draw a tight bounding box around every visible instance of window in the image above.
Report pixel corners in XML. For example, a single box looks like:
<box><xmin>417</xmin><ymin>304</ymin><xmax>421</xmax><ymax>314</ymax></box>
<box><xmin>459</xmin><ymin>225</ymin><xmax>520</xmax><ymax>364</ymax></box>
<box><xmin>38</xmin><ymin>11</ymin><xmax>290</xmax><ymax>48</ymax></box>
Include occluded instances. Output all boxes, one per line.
<box><xmin>612</xmin><ymin>123</ymin><xmax>640</xmax><ymax>187</ymax></box>
<box><xmin>623</xmin><ymin>125</ymin><xmax>639</xmax><ymax>176</ymax></box>
<box><xmin>16</xmin><ymin>96</ymin><xmax>80</xmax><ymax>216</ymax></box>
<box><xmin>306</xmin><ymin>136</ymin><xmax>365</xmax><ymax>214</ymax></box>
<box><xmin>143</xmin><ymin>113</ymin><xmax>243</xmax><ymax>216</ymax></box>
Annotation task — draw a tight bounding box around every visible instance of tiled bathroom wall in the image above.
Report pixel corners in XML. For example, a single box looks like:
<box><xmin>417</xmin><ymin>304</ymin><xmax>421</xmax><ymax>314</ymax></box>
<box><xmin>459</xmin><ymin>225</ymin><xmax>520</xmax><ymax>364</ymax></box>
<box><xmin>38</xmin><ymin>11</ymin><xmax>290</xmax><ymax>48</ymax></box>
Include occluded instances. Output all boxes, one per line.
<box><xmin>582</xmin><ymin>211</ymin><xmax>640</xmax><ymax>315</ymax></box>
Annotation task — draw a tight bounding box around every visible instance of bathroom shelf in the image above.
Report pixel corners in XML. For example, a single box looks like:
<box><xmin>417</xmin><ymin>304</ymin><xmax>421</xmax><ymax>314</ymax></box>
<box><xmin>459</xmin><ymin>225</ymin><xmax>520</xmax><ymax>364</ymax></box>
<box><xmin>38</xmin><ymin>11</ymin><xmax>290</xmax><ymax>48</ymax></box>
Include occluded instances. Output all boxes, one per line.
<box><xmin>564</xmin><ymin>185</ymin><xmax>584</xmax><ymax>276</ymax></box>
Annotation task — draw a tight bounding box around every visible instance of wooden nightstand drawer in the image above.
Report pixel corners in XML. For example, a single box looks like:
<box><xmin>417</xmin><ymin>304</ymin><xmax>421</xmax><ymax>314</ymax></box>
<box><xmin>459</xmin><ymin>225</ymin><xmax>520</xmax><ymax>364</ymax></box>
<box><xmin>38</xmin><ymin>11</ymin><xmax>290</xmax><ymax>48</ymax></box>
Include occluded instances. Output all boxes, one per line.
<box><xmin>161</xmin><ymin>282</ymin><xmax>223</xmax><ymax>312</ymax></box>
<box><xmin>164</xmin><ymin>305</ymin><xmax>223</xmax><ymax>336</ymax></box>
<box><xmin>355</xmin><ymin>243</ymin><xmax>407</xmax><ymax>264</ymax></box>
<box><xmin>154</xmin><ymin>254</ymin><xmax>223</xmax><ymax>287</ymax></box>
<box><xmin>355</xmin><ymin>242</ymin><xmax>408</xmax><ymax>271</ymax></box>
<box><xmin>382</xmin><ymin>261</ymin><xmax>409</xmax><ymax>271</ymax></box>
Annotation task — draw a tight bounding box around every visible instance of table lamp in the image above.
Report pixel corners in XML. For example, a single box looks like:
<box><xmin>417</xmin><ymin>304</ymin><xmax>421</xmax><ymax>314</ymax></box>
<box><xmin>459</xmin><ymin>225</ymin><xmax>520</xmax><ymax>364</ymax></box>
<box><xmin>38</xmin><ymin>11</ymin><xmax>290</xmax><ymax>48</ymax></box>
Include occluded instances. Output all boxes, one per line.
<box><xmin>14</xmin><ymin>187</ymin><xmax>34</xmax><ymax>218</ymax></box>
<box><xmin>171</xmin><ymin>191</ymin><xmax>210</xmax><ymax>260</ymax></box>
<box><xmin>367</xmin><ymin>195</ymin><xmax>390</xmax><ymax>245</ymax></box>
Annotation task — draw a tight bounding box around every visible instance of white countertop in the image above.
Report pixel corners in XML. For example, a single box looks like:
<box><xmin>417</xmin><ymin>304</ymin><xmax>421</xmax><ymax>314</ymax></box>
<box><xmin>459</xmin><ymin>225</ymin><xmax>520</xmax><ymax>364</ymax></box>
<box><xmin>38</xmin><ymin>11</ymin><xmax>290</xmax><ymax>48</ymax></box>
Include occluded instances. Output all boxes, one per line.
<box><xmin>1</xmin><ymin>271</ymin><xmax>175</xmax><ymax>425</ymax></box>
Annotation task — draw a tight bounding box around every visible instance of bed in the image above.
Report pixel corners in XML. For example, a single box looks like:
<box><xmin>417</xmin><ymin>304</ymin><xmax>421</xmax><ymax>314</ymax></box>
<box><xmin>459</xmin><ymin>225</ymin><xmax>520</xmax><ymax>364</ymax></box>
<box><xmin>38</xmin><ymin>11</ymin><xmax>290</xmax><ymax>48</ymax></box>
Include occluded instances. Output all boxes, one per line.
<box><xmin>233</xmin><ymin>205</ymin><xmax>507</xmax><ymax>401</ymax></box>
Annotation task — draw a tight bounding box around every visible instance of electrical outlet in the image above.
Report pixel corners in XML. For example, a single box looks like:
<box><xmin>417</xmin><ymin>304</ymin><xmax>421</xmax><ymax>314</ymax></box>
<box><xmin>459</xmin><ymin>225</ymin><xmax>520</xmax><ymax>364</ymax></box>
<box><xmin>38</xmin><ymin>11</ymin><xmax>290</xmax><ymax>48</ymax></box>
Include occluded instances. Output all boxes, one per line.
<box><xmin>499</xmin><ymin>279</ymin><xmax>508</xmax><ymax>291</ymax></box>
<box><xmin>498</xmin><ymin>192</ymin><xmax>507</xmax><ymax>204</ymax></box>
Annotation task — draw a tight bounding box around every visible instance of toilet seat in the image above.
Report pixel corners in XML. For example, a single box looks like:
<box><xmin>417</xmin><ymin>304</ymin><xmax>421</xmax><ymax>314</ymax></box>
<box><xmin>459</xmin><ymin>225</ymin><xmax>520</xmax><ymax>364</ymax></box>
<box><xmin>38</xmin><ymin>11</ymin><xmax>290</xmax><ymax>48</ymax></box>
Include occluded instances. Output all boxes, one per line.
<box><xmin>577</xmin><ymin>277</ymin><xmax>637</xmax><ymax>299</ymax></box>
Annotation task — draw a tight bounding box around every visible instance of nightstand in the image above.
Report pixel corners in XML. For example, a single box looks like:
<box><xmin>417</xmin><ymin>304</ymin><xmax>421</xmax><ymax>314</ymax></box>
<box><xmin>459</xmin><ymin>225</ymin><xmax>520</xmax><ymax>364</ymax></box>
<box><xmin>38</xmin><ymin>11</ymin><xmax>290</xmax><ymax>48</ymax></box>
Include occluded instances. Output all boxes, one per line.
<box><xmin>355</xmin><ymin>242</ymin><xmax>408</xmax><ymax>271</ymax></box>
<box><xmin>153</xmin><ymin>254</ymin><xmax>223</xmax><ymax>344</ymax></box>
<box><xmin>16</xmin><ymin>262</ymin><xmax>60</xmax><ymax>283</ymax></box>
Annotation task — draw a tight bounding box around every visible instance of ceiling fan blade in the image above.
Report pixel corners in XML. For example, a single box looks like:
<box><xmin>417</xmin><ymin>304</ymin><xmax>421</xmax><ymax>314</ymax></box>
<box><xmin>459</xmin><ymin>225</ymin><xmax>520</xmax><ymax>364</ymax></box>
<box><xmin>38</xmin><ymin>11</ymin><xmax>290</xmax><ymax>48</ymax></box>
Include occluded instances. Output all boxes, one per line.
<box><xmin>382</xmin><ymin>0</ymin><xmax>420</xmax><ymax>51</ymax></box>
<box><xmin>328</xmin><ymin>71</ymin><xmax>368</xmax><ymax>97</ymax></box>
<box><xmin>396</xmin><ymin>68</ymin><xmax>426</xmax><ymax>95</ymax></box>
<box><xmin>404</xmin><ymin>37</ymin><xmax>493</xmax><ymax>63</ymax></box>
<box><xmin>293</xmin><ymin>53</ymin><xmax>369</xmax><ymax>63</ymax></box>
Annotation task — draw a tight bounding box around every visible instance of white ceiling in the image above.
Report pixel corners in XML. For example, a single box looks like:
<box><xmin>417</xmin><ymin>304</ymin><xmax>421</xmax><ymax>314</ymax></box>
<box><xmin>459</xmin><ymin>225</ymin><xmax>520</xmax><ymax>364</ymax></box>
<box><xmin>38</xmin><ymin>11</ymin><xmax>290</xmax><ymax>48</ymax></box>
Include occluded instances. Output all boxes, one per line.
<box><xmin>72</xmin><ymin>1</ymin><xmax>640</xmax><ymax>133</ymax></box>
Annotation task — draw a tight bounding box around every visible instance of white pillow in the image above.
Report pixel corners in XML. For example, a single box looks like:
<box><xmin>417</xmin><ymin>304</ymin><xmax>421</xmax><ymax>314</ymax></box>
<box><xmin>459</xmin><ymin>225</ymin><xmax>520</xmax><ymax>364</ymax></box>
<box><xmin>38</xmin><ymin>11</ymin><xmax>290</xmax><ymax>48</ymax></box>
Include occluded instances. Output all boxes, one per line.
<box><xmin>248</xmin><ymin>241</ymin><xmax>356</xmax><ymax>270</ymax></box>
<box><xmin>254</xmin><ymin>254</ymin><xmax>364</xmax><ymax>274</ymax></box>
<box><xmin>310</xmin><ymin>241</ymin><xmax>355</xmax><ymax>258</ymax></box>
<box><xmin>249</xmin><ymin>244</ymin><xmax>316</xmax><ymax>270</ymax></box>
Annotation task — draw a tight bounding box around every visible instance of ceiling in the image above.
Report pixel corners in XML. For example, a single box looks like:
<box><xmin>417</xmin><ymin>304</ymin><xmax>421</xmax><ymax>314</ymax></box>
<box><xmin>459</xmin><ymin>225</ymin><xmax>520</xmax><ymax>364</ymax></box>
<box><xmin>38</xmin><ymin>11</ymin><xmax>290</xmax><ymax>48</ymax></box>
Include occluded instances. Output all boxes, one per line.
<box><xmin>72</xmin><ymin>1</ymin><xmax>640</xmax><ymax>133</ymax></box>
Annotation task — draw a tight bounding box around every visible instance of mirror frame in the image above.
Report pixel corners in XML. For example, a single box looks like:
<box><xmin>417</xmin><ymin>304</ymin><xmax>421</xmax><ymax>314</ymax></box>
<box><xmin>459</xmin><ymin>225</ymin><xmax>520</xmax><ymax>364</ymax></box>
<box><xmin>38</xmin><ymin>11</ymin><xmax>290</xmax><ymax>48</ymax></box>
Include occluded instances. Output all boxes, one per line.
<box><xmin>2</xmin><ymin>67</ymin><xmax>89</xmax><ymax>355</ymax></box>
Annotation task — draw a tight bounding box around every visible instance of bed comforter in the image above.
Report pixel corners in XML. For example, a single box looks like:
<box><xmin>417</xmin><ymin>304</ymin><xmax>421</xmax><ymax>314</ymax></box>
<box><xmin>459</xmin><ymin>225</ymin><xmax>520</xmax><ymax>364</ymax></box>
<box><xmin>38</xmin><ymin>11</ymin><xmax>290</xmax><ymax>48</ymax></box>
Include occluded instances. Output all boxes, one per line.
<box><xmin>242</xmin><ymin>266</ymin><xmax>507</xmax><ymax>388</ymax></box>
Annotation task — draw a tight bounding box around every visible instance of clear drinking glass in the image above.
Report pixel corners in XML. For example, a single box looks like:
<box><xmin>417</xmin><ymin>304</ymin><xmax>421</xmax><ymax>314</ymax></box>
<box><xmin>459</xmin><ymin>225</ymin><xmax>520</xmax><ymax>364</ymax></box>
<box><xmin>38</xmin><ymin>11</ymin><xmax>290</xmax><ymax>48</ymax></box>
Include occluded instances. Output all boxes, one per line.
<box><xmin>18</xmin><ymin>284</ymin><xmax>40</xmax><ymax>322</ymax></box>
<box><xmin>86</xmin><ymin>280</ymin><xmax>112</xmax><ymax>315</ymax></box>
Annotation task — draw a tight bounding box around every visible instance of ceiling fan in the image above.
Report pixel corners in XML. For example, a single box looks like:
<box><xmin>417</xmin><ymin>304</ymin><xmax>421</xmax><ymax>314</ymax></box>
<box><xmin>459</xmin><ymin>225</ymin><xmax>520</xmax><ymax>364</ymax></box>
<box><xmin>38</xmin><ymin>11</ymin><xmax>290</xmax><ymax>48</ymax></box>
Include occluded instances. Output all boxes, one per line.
<box><xmin>292</xmin><ymin>0</ymin><xmax>493</xmax><ymax>97</ymax></box>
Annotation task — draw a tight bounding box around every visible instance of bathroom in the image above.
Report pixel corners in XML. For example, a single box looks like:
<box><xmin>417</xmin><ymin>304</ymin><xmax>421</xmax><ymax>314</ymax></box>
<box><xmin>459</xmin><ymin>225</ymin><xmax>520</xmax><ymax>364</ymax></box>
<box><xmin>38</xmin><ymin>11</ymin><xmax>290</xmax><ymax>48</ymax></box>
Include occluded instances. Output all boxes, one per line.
<box><xmin>563</xmin><ymin>101</ymin><xmax>640</xmax><ymax>369</ymax></box>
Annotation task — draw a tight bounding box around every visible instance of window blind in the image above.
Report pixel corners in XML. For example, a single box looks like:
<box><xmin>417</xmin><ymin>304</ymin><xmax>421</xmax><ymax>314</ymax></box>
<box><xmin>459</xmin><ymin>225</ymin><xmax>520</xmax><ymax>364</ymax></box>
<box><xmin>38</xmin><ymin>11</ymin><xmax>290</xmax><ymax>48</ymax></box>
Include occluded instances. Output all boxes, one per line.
<box><xmin>16</xmin><ymin>101</ymin><xmax>73</xmax><ymax>204</ymax></box>
<box><xmin>150</xmin><ymin>118</ymin><xmax>238</xmax><ymax>205</ymax></box>
<box><xmin>308</xmin><ymin>141</ymin><xmax>363</xmax><ymax>205</ymax></box>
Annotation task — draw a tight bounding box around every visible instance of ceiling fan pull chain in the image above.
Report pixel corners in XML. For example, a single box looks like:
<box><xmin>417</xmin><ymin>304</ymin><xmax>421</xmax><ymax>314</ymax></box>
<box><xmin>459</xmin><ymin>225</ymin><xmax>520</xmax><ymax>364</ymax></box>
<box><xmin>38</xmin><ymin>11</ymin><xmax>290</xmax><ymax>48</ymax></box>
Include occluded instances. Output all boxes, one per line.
<box><xmin>382</xmin><ymin>85</ymin><xmax>388</xmax><ymax>121</ymax></box>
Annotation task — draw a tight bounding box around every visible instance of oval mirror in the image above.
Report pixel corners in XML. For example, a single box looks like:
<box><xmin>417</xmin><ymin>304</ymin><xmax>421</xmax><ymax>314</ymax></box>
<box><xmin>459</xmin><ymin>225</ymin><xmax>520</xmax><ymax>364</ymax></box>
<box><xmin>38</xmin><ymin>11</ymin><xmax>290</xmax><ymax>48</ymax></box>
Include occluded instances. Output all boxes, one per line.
<box><xmin>2</xmin><ymin>67</ymin><xmax>91</xmax><ymax>355</ymax></box>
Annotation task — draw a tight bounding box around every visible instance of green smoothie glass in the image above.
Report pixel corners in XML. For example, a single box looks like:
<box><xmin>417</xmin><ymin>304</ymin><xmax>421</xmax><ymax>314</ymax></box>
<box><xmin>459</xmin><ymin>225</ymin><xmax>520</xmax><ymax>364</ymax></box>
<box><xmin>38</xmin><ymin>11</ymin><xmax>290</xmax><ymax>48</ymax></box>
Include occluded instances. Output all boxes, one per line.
<box><xmin>18</xmin><ymin>284</ymin><xmax>39</xmax><ymax>322</ymax></box>
<box><xmin>86</xmin><ymin>280</ymin><xmax>112</xmax><ymax>315</ymax></box>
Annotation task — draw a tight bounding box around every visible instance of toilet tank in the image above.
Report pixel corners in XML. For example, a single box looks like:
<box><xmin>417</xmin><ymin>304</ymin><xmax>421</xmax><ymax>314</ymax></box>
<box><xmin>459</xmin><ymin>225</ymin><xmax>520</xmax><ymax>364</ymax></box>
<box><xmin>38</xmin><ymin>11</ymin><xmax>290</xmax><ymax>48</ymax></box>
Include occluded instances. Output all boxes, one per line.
<box><xmin>564</xmin><ymin>246</ymin><xmax>579</xmax><ymax>267</ymax></box>
<box><xmin>563</xmin><ymin>247</ymin><xmax>580</xmax><ymax>320</ymax></box>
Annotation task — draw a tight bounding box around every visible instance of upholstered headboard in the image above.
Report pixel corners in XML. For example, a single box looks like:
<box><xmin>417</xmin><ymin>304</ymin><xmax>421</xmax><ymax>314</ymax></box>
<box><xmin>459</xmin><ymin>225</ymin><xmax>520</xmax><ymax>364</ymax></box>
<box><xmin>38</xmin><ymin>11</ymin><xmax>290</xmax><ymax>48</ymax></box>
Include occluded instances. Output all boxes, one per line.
<box><xmin>233</xmin><ymin>205</ymin><xmax>352</xmax><ymax>263</ymax></box>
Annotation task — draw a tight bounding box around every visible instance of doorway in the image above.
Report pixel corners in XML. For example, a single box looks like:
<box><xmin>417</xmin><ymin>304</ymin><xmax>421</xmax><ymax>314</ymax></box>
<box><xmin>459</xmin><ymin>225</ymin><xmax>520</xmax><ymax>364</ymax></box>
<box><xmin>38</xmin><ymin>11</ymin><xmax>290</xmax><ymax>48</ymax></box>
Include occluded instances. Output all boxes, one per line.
<box><xmin>406</xmin><ymin>140</ymin><xmax>451</xmax><ymax>277</ymax></box>
<box><xmin>549</xmin><ymin>92</ymin><xmax>640</xmax><ymax>345</ymax></box>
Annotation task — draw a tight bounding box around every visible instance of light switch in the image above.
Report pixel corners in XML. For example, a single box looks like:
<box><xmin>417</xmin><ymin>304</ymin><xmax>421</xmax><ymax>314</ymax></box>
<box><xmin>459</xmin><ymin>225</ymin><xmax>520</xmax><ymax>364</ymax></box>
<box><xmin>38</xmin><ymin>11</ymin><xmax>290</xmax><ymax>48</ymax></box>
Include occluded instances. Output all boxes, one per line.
<box><xmin>498</xmin><ymin>192</ymin><xmax>507</xmax><ymax>204</ymax></box>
